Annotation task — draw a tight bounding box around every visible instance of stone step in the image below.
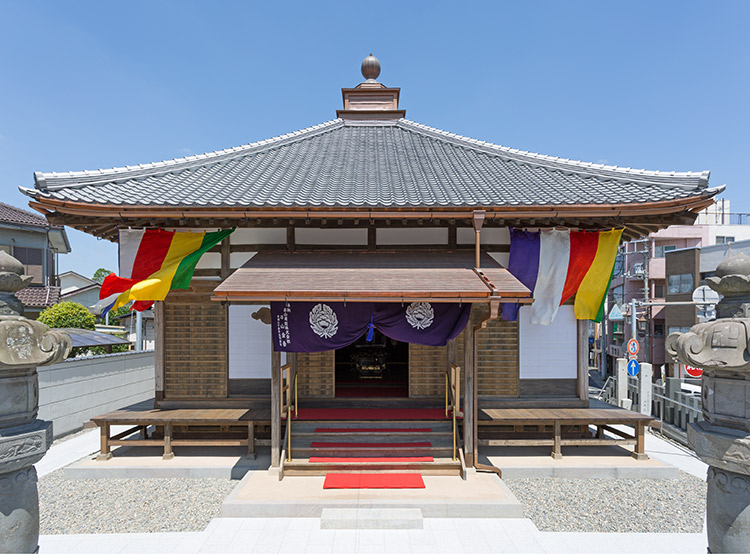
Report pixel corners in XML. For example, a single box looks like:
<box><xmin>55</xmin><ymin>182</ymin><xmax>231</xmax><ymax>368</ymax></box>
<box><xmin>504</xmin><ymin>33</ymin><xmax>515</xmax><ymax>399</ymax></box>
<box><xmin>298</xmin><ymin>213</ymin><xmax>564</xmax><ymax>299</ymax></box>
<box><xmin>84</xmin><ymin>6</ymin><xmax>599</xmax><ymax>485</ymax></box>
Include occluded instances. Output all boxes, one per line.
<box><xmin>283</xmin><ymin>457</ymin><xmax>461</xmax><ymax>476</ymax></box>
<box><xmin>320</xmin><ymin>508</ymin><xmax>424</xmax><ymax>529</ymax></box>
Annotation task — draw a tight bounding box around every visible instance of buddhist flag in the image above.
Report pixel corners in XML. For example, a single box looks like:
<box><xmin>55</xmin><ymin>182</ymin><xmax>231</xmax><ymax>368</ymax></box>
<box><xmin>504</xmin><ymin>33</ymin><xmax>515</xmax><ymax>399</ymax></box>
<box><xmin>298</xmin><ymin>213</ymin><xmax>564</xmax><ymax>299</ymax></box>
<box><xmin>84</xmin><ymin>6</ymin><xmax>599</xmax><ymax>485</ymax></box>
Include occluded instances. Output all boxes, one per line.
<box><xmin>96</xmin><ymin>228</ymin><xmax>234</xmax><ymax>315</ymax></box>
<box><xmin>500</xmin><ymin>228</ymin><xmax>623</xmax><ymax>325</ymax></box>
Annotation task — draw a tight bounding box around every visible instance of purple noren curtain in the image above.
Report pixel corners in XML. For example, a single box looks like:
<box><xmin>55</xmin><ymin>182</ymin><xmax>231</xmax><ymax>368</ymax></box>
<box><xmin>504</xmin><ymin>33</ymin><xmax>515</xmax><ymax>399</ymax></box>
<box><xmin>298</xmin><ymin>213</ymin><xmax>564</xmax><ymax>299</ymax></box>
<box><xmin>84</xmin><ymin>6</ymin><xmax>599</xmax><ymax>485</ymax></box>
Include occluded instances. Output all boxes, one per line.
<box><xmin>271</xmin><ymin>301</ymin><xmax>471</xmax><ymax>352</ymax></box>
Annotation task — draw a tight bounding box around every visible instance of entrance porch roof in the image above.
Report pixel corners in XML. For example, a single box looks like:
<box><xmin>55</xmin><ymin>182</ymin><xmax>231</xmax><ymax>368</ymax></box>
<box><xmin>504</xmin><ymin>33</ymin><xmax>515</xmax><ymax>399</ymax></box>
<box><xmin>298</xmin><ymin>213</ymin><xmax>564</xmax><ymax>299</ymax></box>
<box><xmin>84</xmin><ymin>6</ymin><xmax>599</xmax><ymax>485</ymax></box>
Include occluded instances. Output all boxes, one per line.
<box><xmin>211</xmin><ymin>251</ymin><xmax>530</xmax><ymax>304</ymax></box>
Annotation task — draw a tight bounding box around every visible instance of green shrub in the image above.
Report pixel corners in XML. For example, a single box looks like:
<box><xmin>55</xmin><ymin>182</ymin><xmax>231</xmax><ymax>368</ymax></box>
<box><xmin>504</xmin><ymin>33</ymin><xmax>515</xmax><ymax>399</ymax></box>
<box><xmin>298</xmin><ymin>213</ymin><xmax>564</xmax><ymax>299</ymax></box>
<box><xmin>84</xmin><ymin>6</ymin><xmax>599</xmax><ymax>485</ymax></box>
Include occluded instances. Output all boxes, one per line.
<box><xmin>38</xmin><ymin>301</ymin><xmax>96</xmax><ymax>330</ymax></box>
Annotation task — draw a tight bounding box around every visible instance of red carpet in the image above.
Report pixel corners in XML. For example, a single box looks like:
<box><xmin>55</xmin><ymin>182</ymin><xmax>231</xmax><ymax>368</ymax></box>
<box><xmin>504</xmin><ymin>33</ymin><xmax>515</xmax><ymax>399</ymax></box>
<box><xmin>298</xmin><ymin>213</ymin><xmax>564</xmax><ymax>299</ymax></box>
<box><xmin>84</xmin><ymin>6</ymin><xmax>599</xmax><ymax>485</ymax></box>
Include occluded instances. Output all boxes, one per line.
<box><xmin>323</xmin><ymin>473</ymin><xmax>425</xmax><ymax>489</ymax></box>
<box><xmin>311</xmin><ymin>441</ymin><xmax>431</xmax><ymax>448</ymax></box>
<box><xmin>296</xmin><ymin>408</ymin><xmax>448</xmax><ymax>420</ymax></box>
<box><xmin>310</xmin><ymin>456</ymin><xmax>434</xmax><ymax>463</ymax></box>
<box><xmin>315</xmin><ymin>427</ymin><xmax>432</xmax><ymax>433</ymax></box>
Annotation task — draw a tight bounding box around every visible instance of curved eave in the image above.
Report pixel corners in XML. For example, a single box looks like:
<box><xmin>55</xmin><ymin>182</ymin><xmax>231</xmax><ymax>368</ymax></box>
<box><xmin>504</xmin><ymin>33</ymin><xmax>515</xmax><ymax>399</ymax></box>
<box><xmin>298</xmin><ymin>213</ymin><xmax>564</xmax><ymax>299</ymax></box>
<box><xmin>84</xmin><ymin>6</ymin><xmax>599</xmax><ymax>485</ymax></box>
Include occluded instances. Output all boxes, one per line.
<box><xmin>28</xmin><ymin>188</ymin><xmax>721</xmax><ymax>221</ymax></box>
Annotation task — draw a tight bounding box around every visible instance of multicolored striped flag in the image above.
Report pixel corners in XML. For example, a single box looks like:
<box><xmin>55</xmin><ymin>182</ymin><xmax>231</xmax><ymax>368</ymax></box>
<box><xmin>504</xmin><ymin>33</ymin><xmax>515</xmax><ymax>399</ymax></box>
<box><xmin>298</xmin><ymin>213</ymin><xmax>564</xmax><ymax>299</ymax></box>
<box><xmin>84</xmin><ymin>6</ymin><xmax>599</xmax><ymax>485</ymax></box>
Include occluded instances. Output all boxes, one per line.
<box><xmin>96</xmin><ymin>228</ymin><xmax>234</xmax><ymax>315</ymax></box>
<box><xmin>500</xmin><ymin>228</ymin><xmax>623</xmax><ymax>324</ymax></box>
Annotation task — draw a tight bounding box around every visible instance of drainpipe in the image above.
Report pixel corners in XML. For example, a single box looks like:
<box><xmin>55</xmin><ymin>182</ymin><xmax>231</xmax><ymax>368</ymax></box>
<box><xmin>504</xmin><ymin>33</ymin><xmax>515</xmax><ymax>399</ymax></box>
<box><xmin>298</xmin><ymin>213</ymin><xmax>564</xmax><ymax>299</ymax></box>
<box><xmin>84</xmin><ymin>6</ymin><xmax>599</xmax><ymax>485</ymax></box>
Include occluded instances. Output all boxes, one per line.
<box><xmin>136</xmin><ymin>310</ymin><xmax>143</xmax><ymax>351</ymax></box>
<box><xmin>472</xmin><ymin>210</ymin><xmax>486</xmax><ymax>269</ymax></box>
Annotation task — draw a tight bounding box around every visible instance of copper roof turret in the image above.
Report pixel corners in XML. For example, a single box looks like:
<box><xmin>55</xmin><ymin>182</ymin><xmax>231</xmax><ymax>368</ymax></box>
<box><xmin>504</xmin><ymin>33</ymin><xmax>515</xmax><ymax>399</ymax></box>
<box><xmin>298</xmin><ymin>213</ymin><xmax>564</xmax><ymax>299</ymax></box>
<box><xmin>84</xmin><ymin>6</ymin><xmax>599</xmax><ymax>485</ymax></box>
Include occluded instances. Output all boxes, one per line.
<box><xmin>337</xmin><ymin>54</ymin><xmax>405</xmax><ymax>121</ymax></box>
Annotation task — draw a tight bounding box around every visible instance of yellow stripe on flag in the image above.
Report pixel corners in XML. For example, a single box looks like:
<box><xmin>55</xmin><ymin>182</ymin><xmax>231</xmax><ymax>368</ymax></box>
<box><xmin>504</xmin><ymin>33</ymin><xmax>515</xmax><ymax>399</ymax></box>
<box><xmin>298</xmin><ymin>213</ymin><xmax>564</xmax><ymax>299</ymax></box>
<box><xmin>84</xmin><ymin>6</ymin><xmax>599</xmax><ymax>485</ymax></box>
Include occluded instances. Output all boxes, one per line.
<box><xmin>574</xmin><ymin>228</ymin><xmax>623</xmax><ymax>320</ymax></box>
<box><xmin>111</xmin><ymin>232</ymin><xmax>206</xmax><ymax>310</ymax></box>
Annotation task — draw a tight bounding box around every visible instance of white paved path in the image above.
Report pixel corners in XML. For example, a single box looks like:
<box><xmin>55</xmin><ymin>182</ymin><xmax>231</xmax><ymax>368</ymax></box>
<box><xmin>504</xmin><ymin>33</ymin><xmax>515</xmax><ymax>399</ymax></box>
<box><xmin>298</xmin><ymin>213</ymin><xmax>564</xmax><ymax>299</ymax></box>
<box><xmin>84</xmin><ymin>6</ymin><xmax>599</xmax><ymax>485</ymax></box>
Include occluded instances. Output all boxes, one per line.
<box><xmin>40</xmin><ymin>517</ymin><xmax>707</xmax><ymax>553</ymax></box>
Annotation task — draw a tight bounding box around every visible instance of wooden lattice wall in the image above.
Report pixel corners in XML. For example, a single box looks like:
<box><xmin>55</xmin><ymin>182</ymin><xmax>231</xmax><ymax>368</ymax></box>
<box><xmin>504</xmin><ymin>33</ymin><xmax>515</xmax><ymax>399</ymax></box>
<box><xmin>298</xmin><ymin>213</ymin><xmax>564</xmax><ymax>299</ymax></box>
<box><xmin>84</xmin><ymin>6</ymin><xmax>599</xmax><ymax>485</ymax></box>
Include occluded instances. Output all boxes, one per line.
<box><xmin>296</xmin><ymin>351</ymin><xmax>335</xmax><ymax>398</ymax></box>
<box><xmin>457</xmin><ymin>310</ymin><xmax>519</xmax><ymax>397</ymax></box>
<box><xmin>409</xmin><ymin>343</ymin><xmax>448</xmax><ymax>398</ymax></box>
<box><xmin>163</xmin><ymin>299</ymin><xmax>228</xmax><ymax>399</ymax></box>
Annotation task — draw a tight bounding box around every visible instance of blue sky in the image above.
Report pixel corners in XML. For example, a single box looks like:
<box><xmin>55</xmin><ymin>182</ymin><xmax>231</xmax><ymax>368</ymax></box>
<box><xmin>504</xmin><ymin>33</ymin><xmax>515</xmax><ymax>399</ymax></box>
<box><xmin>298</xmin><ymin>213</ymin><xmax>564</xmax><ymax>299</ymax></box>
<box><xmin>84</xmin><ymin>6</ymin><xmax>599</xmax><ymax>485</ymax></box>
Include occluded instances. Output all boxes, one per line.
<box><xmin>1</xmin><ymin>1</ymin><xmax>748</xmax><ymax>279</ymax></box>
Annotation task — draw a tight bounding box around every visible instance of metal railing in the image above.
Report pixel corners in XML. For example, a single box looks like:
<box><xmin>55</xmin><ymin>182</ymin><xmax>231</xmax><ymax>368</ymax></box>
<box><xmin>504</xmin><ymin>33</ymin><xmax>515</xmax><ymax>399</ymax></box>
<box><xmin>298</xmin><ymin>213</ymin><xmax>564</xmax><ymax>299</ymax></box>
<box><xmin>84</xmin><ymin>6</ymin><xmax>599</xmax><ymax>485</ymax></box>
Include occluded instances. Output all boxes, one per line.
<box><xmin>603</xmin><ymin>375</ymin><xmax>702</xmax><ymax>443</ymax></box>
<box><xmin>445</xmin><ymin>364</ymin><xmax>462</xmax><ymax>461</ymax></box>
<box><xmin>280</xmin><ymin>363</ymin><xmax>298</xmax><ymax>462</ymax></box>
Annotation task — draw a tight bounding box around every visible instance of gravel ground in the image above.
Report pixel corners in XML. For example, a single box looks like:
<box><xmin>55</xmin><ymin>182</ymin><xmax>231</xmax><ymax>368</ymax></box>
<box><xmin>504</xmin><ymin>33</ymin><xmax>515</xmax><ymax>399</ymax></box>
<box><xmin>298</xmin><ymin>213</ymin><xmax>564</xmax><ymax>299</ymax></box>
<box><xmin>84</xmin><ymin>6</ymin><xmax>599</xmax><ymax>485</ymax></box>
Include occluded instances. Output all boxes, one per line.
<box><xmin>504</xmin><ymin>470</ymin><xmax>706</xmax><ymax>533</ymax></box>
<box><xmin>39</xmin><ymin>470</ymin><xmax>237</xmax><ymax>534</ymax></box>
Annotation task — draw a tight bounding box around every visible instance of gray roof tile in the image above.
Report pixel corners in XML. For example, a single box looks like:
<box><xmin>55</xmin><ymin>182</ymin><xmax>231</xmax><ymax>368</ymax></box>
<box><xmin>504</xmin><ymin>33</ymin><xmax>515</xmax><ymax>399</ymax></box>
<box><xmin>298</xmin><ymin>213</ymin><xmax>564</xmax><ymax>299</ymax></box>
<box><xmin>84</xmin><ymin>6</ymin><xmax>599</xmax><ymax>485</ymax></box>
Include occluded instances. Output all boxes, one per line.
<box><xmin>22</xmin><ymin>119</ymin><xmax>712</xmax><ymax>208</ymax></box>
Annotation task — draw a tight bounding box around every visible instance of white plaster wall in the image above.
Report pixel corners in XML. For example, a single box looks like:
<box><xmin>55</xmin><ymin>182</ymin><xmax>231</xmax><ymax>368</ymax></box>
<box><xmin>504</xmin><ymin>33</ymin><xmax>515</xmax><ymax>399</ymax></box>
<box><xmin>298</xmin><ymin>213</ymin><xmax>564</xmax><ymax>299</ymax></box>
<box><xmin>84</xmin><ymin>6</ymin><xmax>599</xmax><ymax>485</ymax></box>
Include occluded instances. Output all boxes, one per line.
<box><xmin>377</xmin><ymin>228</ymin><xmax>448</xmax><ymax>245</ymax></box>
<box><xmin>518</xmin><ymin>305</ymin><xmax>577</xmax><ymax>379</ymax></box>
<box><xmin>457</xmin><ymin>227</ymin><xmax>510</xmax><ymax>245</ymax></box>
<box><xmin>38</xmin><ymin>351</ymin><xmax>155</xmax><ymax>438</ymax></box>
<box><xmin>488</xmin><ymin>252</ymin><xmax>510</xmax><ymax>267</ymax></box>
<box><xmin>196</xmin><ymin>252</ymin><xmax>221</xmax><ymax>269</ymax></box>
<box><xmin>228</xmin><ymin>305</ymin><xmax>272</xmax><ymax>379</ymax></box>
<box><xmin>231</xmin><ymin>228</ymin><xmax>286</xmax><ymax>244</ymax></box>
<box><xmin>295</xmin><ymin>228</ymin><xmax>367</xmax><ymax>245</ymax></box>
<box><xmin>231</xmin><ymin>252</ymin><xmax>257</xmax><ymax>269</ymax></box>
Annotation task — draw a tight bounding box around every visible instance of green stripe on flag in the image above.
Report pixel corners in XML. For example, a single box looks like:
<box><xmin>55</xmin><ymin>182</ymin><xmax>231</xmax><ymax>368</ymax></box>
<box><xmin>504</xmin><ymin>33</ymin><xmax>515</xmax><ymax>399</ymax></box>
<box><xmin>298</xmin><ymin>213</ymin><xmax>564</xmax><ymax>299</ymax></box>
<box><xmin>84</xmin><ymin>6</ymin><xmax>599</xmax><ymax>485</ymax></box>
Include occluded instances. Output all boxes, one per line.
<box><xmin>171</xmin><ymin>228</ymin><xmax>234</xmax><ymax>290</ymax></box>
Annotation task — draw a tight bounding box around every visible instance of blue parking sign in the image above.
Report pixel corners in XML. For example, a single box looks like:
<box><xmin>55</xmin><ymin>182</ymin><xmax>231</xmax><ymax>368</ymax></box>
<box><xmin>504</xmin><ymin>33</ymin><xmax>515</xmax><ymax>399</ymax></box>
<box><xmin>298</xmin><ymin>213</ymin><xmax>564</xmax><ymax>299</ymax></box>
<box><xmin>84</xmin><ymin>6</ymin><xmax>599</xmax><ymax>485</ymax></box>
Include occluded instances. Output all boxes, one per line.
<box><xmin>627</xmin><ymin>358</ymin><xmax>640</xmax><ymax>377</ymax></box>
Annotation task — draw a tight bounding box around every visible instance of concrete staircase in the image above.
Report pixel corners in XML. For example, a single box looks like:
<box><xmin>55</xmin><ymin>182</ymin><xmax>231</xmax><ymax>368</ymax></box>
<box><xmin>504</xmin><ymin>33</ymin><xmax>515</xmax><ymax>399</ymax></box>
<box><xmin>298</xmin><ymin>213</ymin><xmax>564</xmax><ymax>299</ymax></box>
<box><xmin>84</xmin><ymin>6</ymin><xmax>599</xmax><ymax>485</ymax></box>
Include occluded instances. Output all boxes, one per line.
<box><xmin>283</xmin><ymin>419</ymin><xmax>463</xmax><ymax>476</ymax></box>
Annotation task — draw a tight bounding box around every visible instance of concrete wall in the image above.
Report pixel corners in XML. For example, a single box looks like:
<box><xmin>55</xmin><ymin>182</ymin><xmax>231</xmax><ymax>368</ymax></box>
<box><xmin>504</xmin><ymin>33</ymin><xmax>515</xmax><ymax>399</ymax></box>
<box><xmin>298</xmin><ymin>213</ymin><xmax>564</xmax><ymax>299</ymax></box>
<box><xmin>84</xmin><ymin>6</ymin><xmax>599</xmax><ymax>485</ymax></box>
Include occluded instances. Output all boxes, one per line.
<box><xmin>38</xmin><ymin>351</ymin><xmax>155</xmax><ymax>438</ymax></box>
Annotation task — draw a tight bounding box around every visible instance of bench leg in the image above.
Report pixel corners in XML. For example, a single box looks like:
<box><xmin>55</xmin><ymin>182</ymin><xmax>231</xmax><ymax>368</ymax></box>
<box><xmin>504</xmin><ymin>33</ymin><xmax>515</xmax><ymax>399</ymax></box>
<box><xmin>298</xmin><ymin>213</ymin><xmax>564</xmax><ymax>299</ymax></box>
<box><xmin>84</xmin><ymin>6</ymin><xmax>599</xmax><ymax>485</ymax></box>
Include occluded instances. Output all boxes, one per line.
<box><xmin>96</xmin><ymin>423</ymin><xmax>113</xmax><ymax>461</ymax></box>
<box><xmin>163</xmin><ymin>422</ymin><xmax>175</xmax><ymax>460</ymax></box>
<box><xmin>247</xmin><ymin>421</ymin><xmax>256</xmax><ymax>459</ymax></box>
<box><xmin>551</xmin><ymin>420</ymin><xmax>562</xmax><ymax>459</ymax></box>
<box><xmin>596</xmin><ymin>425</ymin><xmax>604</xmax><ymax>439</ymax></box>
<box><xmin>631</xmin><ymin>422</ymin><xmax>648</xmax><ymax>460</ymax></box>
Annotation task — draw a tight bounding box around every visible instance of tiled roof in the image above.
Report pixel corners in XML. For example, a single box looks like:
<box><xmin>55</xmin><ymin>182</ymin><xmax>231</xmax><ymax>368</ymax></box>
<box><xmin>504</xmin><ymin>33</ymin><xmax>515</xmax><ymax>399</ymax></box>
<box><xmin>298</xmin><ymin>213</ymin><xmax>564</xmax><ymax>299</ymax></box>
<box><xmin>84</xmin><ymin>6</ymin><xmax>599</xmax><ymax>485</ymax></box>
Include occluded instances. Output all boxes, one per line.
<box><xmin>16</xmin><ymin>286</ymin><xmax>61</xmax><ymax>309</ymax></box>
<box><xmin>0</xmin><ymin>202</ymin><xmax>50</xmax><ymax>227</ymax></box>
<box><xmin>23</xmin><ymin>119</ymin><xmax>714</xmax><ymax>209</ymax></box>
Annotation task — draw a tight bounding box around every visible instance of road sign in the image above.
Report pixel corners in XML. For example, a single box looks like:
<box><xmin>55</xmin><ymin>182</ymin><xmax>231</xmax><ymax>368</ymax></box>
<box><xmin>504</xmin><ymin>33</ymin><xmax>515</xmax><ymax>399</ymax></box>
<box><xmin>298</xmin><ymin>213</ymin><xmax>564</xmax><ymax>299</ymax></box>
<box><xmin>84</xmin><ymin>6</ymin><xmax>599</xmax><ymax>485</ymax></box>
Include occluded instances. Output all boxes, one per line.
<box><xmin>626</xmin><ymin>338</ymin><xmax>639</xmax><ymax>357</ymax></box>
<box><xmin>684</xmin><ymin>365</ymin><xmax>703</xmax><ymax>378</ymax></box>
<box><xmin>627</xmin><ymin>358</ymin><xmax>640</xmax><ymax>377</ymax></box>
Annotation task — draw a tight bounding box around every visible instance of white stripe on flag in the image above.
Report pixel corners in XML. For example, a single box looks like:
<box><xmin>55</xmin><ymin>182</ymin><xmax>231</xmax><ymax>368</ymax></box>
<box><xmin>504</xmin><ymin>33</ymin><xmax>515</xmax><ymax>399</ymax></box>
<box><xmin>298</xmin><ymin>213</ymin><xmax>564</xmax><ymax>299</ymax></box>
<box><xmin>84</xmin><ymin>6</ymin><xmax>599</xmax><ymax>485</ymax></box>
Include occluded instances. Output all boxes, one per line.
<box><xmin>93</xmin><ymin>293</ymin><xmax>120</xmax><ymax>315</ymax></box>
<box><xmin>118</xmin><ymin>229</ymin><xmax>146</xmax><ymax>279</ymax></box>
<box><xmin>530</xmin><ymin>229</ymin><xmax>570</xmax><ymax>325</ymax></box>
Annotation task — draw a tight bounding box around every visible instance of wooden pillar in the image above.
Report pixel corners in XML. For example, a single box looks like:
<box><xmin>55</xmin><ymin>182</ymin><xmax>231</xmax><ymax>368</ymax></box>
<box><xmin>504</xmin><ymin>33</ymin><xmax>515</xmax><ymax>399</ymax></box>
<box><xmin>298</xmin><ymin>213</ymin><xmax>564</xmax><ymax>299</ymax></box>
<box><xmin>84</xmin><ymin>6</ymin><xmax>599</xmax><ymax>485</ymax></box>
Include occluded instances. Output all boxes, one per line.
<box><xmin>154</xmin><ymin>301</ymin><xmax>165</xmax><ymax>405</ymax></box>
<box><xmin>96</xmin><ymin>423</ymin><xmax>112</xmax><ymax>461</ymax></box>
<box><xmin>271</xmin><ymin>349</ymin><xmax>281</xmax><ymax>468</ymax></box>
<box><xmin>163</xmin><ymin>422</ymin><xmax>174</xmax><ymax>460</ymax></box>
<box><xmin>220</xmin><ymin>238</ymin><xmax>231</xmax><ymax>279</ymax></box>
<box><xmin>463</xmin><ymin>306</ymin><xmax>475</xmax><ymax>466</ymax></box>
<box><xmin>577</xmin><ymin>319</ymin><xmax>589</xmax><ymax>406</ymax></box>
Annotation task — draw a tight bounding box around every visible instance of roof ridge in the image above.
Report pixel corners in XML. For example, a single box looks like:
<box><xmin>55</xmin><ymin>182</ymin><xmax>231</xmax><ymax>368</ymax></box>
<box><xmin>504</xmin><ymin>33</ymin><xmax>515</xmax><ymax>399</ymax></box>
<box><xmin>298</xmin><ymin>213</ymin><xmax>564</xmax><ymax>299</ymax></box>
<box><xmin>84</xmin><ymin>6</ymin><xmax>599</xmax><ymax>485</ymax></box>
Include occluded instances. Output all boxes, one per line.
<box><xmin>33</xmin><ymin>119</ymin><xmax>344</xmax><ymax>191</ymax></box>
<box><xmin>397</xmin><ymin>119</ymin><xmax>710</xmax><ymax>188</ymax></box>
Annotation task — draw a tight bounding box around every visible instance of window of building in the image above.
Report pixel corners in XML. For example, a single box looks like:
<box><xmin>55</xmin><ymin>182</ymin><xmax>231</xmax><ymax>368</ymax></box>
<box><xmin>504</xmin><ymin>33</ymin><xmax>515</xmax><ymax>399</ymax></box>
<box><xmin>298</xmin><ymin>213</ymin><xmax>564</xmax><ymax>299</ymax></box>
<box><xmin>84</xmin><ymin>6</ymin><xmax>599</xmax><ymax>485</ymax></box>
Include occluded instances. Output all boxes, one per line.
<box><xmin>716</xmin><ymin>236</ymin><xmax>735</xmax><ymax>245</ymax></box>
<box><xmin>668</xmin><ymin>325</ymin><xmax>692</xmax><ymax>335</ymax></box>
<box><xmin>653</xmin><ymin>322</ymin><xmax>665</xmax><ymax>338</ymax></box>
<box><xmin>611</xmin><ymin>285</ymin><xmax>624</xmax><ymax>306</ymax></box>
<box><xmin>654</xmin><ymin>284</ymin><xmax>665</xmax><ymax>298</ymax></box>
<box><xmin>12</xmin><ymin>247</ymin><xmax>44</xmax><ymax>284</ymax></box>
<box><xmin>13</xmin><ymin>247</ymin><xmax>43</xmax><ymax>265</ymax></box>
<box><xmin>654</xmin><ymin>245</ymin><xmax>676</xmax><ymax>258</ymax></box>
<box><xmin>668</xmin><ymin>273</ymin><xmax>694</xmax><ymax>294</ymax></box>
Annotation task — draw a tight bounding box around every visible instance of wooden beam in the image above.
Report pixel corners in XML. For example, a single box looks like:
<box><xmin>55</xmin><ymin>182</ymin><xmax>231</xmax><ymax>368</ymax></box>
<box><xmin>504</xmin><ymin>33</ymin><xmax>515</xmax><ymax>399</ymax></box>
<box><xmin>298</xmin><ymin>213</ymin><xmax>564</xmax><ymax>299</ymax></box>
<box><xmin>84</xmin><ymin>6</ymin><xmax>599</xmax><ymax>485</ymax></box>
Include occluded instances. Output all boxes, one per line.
<box><xmin>368</xmin><ymin>227</ymin><xmax>376</xmax><ymax>250</ymax></box>
<box><xmin>577</xmin><ymin>319</ymin><xmax>589</xmax><ymax>406</ymax></box>
<box><xmin>286</xmin><ymin>227</ymin><xmax>295</xmax><ymax>252</ymax></box>
<box><xmin>271</xmin><ymin>349</ymin><xmax>281</xmax><ymax>468</ymax></box>
<box><xmin>220</xmin><ymin>238</ymin><xmax>231</xmax><ymax>279</ymax></box>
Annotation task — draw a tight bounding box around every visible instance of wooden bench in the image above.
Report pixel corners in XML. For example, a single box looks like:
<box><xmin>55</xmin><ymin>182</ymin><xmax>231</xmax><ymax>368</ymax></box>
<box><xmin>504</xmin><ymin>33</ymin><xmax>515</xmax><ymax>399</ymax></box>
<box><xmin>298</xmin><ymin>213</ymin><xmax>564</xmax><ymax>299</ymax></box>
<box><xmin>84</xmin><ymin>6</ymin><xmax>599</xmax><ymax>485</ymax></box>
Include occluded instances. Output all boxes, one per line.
<box><xmin>477</xmin><ymin>408</ymin><xmax>654</xmax><ymax>460</ymax></box>
<box><xmin>92</xmin><ymin>405</ymin><xmax>270</xmax><ymax>461</ymax></box>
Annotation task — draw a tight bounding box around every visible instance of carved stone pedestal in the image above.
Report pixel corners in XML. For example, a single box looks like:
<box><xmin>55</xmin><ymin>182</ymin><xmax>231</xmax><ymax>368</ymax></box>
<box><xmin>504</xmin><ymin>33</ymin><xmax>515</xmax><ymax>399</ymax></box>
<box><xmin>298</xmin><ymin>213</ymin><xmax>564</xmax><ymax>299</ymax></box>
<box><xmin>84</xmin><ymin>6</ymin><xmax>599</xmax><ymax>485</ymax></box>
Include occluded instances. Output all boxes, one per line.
<box><xmin>0</xmin><ymin>314</ymin><xmax>70</xmax><ymax>552</ymax></box>
<box><xmin>666</xmin><ymin>253</ymin><xmax>750</xmax><ymax>553</ymax></box>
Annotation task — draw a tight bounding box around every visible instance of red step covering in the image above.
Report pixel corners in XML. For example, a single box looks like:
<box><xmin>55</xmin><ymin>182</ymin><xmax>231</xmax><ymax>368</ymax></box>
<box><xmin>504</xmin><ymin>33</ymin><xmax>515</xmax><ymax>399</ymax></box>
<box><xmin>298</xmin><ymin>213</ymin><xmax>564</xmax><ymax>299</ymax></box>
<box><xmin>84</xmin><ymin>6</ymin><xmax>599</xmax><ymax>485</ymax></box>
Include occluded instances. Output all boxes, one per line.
<box><xmin>323</xmin><ymin>473</ymin><xmax>425</xmax><ymax>489</ymax></box>
<box><xmin>311</xmin><ymin>441</ymin><xmax>432</xmax><ymax>448</ymax></box>
<box><xmin>314</xmin><ymin>428</ymin><xmax>432</xmax><ymax>433</ymax></box>
<box><xmin>295</xmin><ymin>408</ymin><xmax>448</xmax><ymax>420</ymax></box>
<box><xmin>310</xmin><ymin>457</ymin><xmax>434</xmax><ymax>463</ymax></box>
